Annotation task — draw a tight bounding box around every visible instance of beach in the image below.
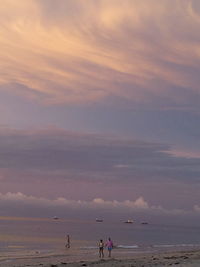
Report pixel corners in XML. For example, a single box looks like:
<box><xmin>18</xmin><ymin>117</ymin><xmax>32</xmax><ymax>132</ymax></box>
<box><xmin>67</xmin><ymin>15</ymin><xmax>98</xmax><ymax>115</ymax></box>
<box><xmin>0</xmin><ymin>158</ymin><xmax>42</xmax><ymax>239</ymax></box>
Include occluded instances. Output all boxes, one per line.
<box><xmin>1</xmin><ymin>217</ymin><xmax>200</xmax><ymax>266</ymax></box>
<box><xmin>1</xmin><ymin>249</ymin><xmax>200</xmax><ymax>266</ymax></box>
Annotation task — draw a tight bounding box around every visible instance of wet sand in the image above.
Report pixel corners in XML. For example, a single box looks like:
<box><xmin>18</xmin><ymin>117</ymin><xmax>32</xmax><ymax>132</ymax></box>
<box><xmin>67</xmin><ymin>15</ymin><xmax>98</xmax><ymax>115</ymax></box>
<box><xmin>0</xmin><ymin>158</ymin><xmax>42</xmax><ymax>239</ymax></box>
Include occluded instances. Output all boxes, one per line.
<box><xmin>1</xmin><ymin>249</ymin><xmax>200</xmax><ymax>266</ymax></box>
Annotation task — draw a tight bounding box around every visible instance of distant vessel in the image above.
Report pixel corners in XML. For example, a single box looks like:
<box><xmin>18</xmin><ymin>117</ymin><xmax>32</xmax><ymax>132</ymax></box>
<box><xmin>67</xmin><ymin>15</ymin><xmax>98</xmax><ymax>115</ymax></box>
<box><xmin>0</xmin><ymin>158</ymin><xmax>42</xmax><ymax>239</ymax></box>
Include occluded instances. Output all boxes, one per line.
<box><xmin>124</xmin><ymin>219</ymin><xmax>133</xmax><ymax>224</ymax></box>
<box><xmin>141</xmin><ymin>222</ymin><xmax>148</xmax><ymax>225</ymax></box>
<box><xmin>96</xmin><ymin>218</ymin><xmax>103</xmax><ymax>222</ymax></box>
<box><xmin>53</xmin><ymin>216</ymin><xmax>59</xmax><ymax>220</ymax></box>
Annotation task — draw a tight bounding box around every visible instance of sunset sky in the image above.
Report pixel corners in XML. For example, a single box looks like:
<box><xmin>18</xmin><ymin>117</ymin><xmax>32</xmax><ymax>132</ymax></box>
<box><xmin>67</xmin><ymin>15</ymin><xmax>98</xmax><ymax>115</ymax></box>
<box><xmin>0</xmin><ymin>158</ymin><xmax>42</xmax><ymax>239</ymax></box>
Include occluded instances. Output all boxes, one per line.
<box><xmin>1</xmin><ymin>0</ymin><xmax>200</xmax><ymax>222</ymax></box>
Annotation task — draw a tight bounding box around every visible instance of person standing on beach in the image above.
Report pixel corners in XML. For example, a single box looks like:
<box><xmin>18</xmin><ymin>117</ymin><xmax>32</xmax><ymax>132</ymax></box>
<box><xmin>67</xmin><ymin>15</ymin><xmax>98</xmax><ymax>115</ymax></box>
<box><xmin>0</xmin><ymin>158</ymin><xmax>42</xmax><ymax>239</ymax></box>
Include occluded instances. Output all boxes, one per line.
<box><xmin>105</xmin><ymin>237</ymin><xmax>113</xmax><ymax>257</ymax></box>
<box><xmin>98</xmin><ymin>239</ymin><xmax>104</xmax><ymax>258</ymax></box>
<box><xmin>65</xmin><ymin>234</ymin><xmax>70</xmax><ymax>248</ymax></box>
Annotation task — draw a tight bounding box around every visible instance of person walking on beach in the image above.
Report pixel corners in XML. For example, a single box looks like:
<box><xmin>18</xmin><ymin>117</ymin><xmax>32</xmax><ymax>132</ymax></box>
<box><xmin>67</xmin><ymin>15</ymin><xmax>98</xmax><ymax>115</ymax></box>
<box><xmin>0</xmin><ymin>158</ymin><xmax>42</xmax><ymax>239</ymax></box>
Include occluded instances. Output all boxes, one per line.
<box><xmin>105</xmin><ymin>237</ymin><xmax>113</xmax><ymax>257</ymax></box>
<box><xmin>98</xmin><ymin>239</ymin><xmax>104</xmax><ymax>258</ymax></box>
<box><xmin>65</xmin><ymin>234</ymin><xmax>70</xmax><ymax>248</ymax></box>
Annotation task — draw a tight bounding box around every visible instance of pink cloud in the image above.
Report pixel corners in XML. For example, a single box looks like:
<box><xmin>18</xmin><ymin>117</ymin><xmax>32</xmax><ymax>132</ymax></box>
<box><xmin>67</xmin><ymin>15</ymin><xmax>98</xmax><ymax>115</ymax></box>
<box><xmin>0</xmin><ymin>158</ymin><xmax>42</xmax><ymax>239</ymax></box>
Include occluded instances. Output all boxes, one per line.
<box><xmin>0</xmin><ymin>0</ymin><xmax>200</xmax><ymax>109</ymax></box>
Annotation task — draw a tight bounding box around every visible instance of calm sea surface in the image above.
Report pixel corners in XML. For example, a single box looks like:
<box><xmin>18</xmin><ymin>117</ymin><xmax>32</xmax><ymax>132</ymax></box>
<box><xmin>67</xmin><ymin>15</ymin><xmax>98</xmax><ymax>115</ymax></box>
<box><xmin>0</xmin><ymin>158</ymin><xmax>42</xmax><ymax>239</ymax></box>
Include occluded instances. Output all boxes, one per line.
<box><xmin>0</xmin><ymin>216</ymin><xmax>200</xmax><ymax>258</ymax></box>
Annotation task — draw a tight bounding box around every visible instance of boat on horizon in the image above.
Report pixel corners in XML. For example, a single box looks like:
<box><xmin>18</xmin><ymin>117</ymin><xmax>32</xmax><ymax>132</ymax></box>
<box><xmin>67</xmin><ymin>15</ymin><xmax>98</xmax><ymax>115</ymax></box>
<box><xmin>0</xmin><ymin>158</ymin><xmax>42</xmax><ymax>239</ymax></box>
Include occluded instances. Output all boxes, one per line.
<box><xmin>96</xmin><ymin>218</ymin><xmax>103</xmax><ymax>222</ymax></box>
<box><xmin>124</xmin><ymin>219</ymin><xmax>133</xmax><ymax>224</ymax></box>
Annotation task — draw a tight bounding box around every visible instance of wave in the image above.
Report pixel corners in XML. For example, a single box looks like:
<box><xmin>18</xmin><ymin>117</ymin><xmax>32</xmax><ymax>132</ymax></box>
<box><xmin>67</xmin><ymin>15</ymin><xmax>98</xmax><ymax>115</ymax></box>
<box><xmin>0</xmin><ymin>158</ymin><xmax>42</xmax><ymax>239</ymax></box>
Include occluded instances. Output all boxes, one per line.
<box><xmin>153</xmin><ymin>244</ymin><xmax>200</xmax><ymax>248</ymax></box>
<box><xmin>81</xmin><ymin>245</ymin><xmax>139</xmax><ymax>250</ymax></box>
<box><xmin>117</xmin><ymin>245</ymin><xmax>139</xmax><ymax>249</ymax></box>
<box><xmin>80</xmin><ymin>246</ymin><xmax>97</xmax><ymax>249</ymax></box>
<box><xmin>80</xmin><ymin>243</ymin><xmax>200</xmax><ymax>251</ymax></box>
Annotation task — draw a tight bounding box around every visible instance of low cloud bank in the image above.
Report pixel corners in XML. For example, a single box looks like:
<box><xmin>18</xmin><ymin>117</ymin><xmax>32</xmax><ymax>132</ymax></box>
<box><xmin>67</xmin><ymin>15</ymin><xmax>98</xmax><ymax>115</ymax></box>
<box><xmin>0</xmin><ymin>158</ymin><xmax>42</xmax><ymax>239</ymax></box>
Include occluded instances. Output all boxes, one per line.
<box><xmin>0</xmin><ymin>192</ymin><xmax>198</xmax><ymax>216</ymax></box>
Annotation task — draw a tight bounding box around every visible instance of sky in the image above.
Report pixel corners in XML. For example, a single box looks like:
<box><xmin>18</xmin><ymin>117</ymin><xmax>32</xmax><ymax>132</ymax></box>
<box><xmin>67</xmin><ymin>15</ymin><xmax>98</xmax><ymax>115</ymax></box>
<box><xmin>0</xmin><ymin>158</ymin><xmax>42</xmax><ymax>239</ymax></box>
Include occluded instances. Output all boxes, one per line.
<box><xmin>1</xmin><ymin>0</ymin><xmax>200</xmax><ymax>223</ymax></box>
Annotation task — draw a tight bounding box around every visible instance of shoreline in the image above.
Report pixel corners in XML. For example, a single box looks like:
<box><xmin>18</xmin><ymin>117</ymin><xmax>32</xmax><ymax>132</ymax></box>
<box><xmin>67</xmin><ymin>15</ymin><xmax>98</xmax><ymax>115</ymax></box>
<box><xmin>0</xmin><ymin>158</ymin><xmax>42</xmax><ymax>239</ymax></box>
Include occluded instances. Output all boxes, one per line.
<box><xmin>1</xmin><ymin>249</ymin><xmax>200</xmax><ymax>266</ymax></box>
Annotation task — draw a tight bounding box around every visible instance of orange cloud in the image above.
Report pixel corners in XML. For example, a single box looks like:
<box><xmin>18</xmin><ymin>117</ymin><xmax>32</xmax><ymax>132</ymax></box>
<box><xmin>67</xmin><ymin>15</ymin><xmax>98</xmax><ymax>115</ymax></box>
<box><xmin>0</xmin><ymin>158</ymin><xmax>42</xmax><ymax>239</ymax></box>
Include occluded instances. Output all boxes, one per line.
<box><xmin>0</xmin><ymin>0</ymin><xmax>200</xmax><ymax>107</ymax></box>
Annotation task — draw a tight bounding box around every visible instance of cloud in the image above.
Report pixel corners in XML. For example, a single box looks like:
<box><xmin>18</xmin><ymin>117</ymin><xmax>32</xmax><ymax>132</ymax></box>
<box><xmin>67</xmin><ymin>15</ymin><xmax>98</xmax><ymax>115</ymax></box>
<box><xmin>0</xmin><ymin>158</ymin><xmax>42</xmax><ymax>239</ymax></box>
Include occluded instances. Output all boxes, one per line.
<box><xmin>166</xmin><ymin>148</ymin><xmax>200</xmax><ymax>159</ymax></box>
<box><xmin>193</xmin><ymin>204</ymin><xmax>200</xmax><ymax>213</ymax></box>
<box><xmin>0</xmin><ymin>192</ymin><xmax>149</xmax><ymax>209</ymax></box>
<box><xmin>0</xmin><ymin>0</ymin><xmax>200</xmax><ymax>110</ymax></box>
<box><xmin>0</xmin><ymin>126</ymin><xmax>200</xmax><ymax>212</ymax></box>
<box><xmin>0</xmin><ymin>126</ymin><xmax>200</xmax><ymax>183</ymax></box>
<box><xmin>0</xmin><ymin>192</ymin><xmax>191</xmax><ymax>216</ymax></box>
<box><xmin>92</xmin><ymin>196</ymin><xmax>149</xmax><ymax>209</ymax></box>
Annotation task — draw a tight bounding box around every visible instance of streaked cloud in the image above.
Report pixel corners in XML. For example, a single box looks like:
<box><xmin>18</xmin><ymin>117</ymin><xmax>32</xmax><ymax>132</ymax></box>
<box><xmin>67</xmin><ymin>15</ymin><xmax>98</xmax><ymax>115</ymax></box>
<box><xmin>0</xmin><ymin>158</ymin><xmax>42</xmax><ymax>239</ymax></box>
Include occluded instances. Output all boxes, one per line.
<box><xmin>1</xmin><ymin>126</ymin><xmax>200</xmax><ymax>181</ymax></box>
<box><xmin>193</xmin><ymin>205</ymin><xmax>200</xmax><ymax>213</ymax></box>
<box><xmin>1</xmin><ymin>0</ymin><xmax>200</xmax><ymax>109</ymax></box>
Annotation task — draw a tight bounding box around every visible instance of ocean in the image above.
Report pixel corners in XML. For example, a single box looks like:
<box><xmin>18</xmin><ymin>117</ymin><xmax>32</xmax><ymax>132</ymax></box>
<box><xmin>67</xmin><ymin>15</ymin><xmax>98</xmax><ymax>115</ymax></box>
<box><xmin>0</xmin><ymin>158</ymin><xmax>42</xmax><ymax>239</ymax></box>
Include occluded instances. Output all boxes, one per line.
<box><xmin>0</xmin><ymin>216</ymin><xmax>200</xmax><ymax>260</ymax></box>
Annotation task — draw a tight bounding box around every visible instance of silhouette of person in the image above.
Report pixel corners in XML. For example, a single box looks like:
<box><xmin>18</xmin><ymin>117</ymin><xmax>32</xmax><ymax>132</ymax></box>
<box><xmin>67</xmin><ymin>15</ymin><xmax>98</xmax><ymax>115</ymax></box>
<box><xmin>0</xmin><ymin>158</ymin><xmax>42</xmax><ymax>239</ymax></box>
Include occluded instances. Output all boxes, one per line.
<box><xmin>98</xmin><ymin>239</ymin><xmax>104</xmax><ymax>258</ymax></box>
<box><xmin>65</xmin><ymin>234</ymin><xmax>70</xmax><ymax>248</ymax></box>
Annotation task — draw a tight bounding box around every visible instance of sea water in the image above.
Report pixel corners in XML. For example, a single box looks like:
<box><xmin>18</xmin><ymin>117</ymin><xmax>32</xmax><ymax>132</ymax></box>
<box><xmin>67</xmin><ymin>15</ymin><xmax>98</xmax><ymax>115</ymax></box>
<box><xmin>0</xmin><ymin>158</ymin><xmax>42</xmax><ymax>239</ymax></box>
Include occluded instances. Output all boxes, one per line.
<box><xmin>0</xmin><ymin>216</ymin><xmax>200</xmax><ymax>259</ymax></box>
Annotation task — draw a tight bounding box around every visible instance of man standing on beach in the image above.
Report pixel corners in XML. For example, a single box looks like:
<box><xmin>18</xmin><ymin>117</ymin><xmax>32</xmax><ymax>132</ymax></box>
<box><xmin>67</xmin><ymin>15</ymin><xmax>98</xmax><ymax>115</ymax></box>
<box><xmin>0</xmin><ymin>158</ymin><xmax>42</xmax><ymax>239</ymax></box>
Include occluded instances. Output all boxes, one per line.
<box><xmin>65</xmin><ymin>234</ymin><xmax>70</xmax><ymax>248</ymax></box>
<box><xmin>105</xmin><ymin>237</ymin><xmax>113</xmax><ymax>257</ymax></box>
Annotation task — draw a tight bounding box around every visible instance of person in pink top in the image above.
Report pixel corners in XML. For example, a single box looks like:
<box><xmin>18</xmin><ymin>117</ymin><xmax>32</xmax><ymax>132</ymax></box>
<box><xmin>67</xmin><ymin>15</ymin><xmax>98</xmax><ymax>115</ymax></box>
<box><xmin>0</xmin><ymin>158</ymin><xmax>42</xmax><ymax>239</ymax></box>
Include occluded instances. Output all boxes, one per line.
<box><xmin>105</xmin><ymin>237</ymin><xmax>113</xmax><ymax>257</ymax></box>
